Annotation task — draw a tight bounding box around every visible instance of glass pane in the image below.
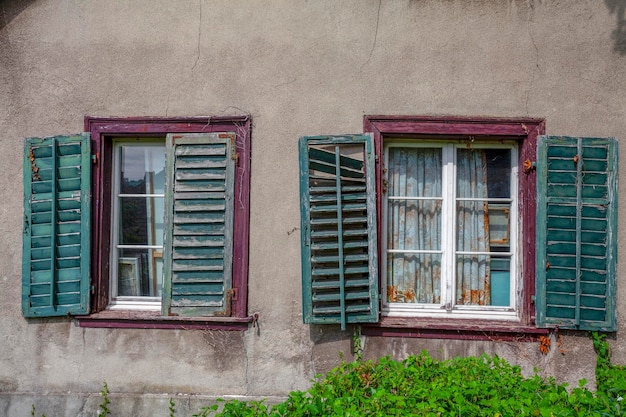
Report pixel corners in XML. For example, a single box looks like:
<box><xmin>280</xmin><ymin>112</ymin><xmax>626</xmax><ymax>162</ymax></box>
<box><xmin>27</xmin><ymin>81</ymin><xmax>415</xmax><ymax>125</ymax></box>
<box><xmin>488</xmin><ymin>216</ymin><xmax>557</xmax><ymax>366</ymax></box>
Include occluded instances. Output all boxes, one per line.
<box><xmin>485</xmin><ymin>149</ymin><xmax>511</xmax><ymax>198</ymax></box>
<box><xmin>388</xmin><ymin>147</ymin><xmax>442</xmax><ymax>198</ymax></box>
<box><xmin>457</xmin><ymin>148</ymin><xmax>511</xmax><ymax>198</ymax></box>
<box><xmin>387</xmin><ymin>253</ymin><xmax>441</xmax><ymax>304</ymax></box>
<box><xmin>456</xmin><ymin>200</ymin><xmax>489</xmax><ymax>251</ymax></box>
<box><xmin>455</xmin><ymin>254</ymin><xmax>491</xmax><ymax>305</ymax></box>
<box><xmin>117</xmin><ymin>248</ymin><xmax>163</xmax><ymax>297</ymax></box>
<box><xmin>487</xmin><ymin>203</ymin><xmax>511</xmax><ymax>247</ymax></box>
<box><xmin>120</xmin><ymin>145</ymin><xmax>166</xmax><ymax>195</ymax></box>
<box><xmin>387</xmin><ymin>200</ymin><xmax>441</xmax><ymax>250</ymax></box>
<box><xmin>119</xmin><ymin>197</ymin><xmax>165</xmax><ymax>246</ymax></box>
<box><xmin>455</xmin><ymin>255</ymin><xmax>510</xmax><ymax>306</ymax></box>
<box><xmin>490</xmin><ymin>258</ymin><xmax>511</xmax><ymax>306</ymax></box>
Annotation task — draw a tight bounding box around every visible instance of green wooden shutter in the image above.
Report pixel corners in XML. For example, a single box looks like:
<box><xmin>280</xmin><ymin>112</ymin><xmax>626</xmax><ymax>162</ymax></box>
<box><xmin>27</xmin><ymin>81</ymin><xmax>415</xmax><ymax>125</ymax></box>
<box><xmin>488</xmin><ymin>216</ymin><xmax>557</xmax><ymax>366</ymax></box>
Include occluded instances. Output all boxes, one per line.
<box><xmin>299</xmin><ymin>135</ymin><xmax>379</xmax><ymax>330</ymax></box>
<box><xmin>162</xmin><ymin>133</ymin><xmax>235</xmax><ymax>317</ymax></box>
<box><xmin>536</xmin><ymin>136</ymin><xmax>618</xmax><ymax>331</ymax></box>
<box><xmin>22</xmin><ymin>134</ymin><xmax>91</xmax><ymax>317</ymax></box>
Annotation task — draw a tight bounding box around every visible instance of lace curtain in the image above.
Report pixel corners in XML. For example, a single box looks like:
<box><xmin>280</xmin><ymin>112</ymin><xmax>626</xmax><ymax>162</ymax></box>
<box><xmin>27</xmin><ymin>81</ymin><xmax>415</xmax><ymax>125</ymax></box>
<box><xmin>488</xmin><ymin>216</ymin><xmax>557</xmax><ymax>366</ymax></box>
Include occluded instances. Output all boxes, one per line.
<box><xmin>387</xmin><ymin>147</ymin><xmax>490</xmax><ymax>306</ymax></box>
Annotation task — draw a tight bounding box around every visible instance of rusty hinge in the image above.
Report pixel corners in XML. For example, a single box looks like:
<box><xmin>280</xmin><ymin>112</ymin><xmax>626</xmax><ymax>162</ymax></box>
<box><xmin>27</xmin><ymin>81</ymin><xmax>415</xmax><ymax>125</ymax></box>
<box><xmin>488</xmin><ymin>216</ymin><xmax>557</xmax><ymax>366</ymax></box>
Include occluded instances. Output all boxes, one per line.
<box><xmin>523</xmin><ymin>159</ymin><xmax>536</xmax><ymax>173</ymax></box>
<box><xmin>92</xmin><ymin>153</ymin><xmax>99</xmax><ymax>164</ymax></box>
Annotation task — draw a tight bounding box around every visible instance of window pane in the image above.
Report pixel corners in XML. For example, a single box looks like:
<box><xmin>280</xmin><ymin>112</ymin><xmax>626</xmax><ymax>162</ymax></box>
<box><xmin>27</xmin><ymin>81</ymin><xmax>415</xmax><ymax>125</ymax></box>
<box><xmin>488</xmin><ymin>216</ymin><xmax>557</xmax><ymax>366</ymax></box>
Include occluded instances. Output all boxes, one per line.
<box><xmin>388</xmin><ymin>147</ymin><xmax>442</xmax><ymax>198</ymax></box>
<box><xmin>387</xmin><ymin>253</ymin><xmax>441</xmax><ymax>303</ymax></box>
<box><xmin>117</xmin><ymin>248</ymin><xmax>163</xmax><ymax>297</ymax></box>
<box><xmin>487</xmin><ymin>204</ymin><xmax>511</xmax><ymax>247</ymax></box>
<box><xmin>120</xmin><ymin>146</ymin><xmax>166</xmax><ymax>195</ymax></box>
<box><xmin>119</xmin><ymin>197</ymin><xmax>164</xmax><ymax>246</ymax></box>
<box><xmin>455</xmin><ymin>255</ymin><xmax>510</xmax><ymax>306</ymax></box>
<box><xmin>485</xmin><ymin>149</ymin><xmax>511</xmax><ymax>198</ymax></box>
<box><xmin>455</xmin><ymin>254</ymin><xmax>490</xmax><ymax>305</ymax></box>
<box><xmin>387</xmin><ymin>200</ymin><xmax>441</xmax><ymax>250</ymax></box>
<box><xmin>457</xmin><ymin>148</ymin><xmax>511</xmax><ymax>198</ymax></box>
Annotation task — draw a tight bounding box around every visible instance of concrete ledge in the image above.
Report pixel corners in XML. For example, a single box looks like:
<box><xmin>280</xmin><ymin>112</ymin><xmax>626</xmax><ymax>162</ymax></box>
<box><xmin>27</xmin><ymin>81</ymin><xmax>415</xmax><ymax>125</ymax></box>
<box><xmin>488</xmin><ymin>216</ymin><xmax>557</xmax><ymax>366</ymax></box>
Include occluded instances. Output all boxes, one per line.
<box><xmin>0</xmin><ymin>392</ymin><xmax>289</xmax><ymax>417</ymax></box>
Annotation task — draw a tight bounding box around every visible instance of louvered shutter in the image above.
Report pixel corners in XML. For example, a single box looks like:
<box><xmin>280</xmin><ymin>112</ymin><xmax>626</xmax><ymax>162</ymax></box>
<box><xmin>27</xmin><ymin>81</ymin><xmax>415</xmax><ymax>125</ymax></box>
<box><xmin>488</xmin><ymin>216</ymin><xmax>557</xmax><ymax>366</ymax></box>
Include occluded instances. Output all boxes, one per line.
<box><xmin>162</xmin><ymin>133</ymin><xmax>235</xmax><ymax>317</ymax></box>
<box><xmin>22</xmin><ymin>134</ymin><xmax>91</xmax><ymax>317</ymax></box>
<box><xmin>299</xmin><ymin>135</ymin><xmax>378</xmax><ymax>330</ymax></box>
<box><xmin>536</xmin><ymin>136</ymin><xmax>618</xmax><ymax>331</ymax></box>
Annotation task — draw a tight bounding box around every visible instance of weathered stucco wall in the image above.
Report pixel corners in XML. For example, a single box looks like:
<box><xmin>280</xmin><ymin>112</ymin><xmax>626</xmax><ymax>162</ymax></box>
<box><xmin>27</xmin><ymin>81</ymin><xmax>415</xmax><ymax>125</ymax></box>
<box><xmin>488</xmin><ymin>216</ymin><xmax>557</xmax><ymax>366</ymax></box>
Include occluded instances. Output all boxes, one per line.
<box><xmin>1</xmin><ymin>0</ymin><xmax>626</xmax><ymax>415</ymax></box>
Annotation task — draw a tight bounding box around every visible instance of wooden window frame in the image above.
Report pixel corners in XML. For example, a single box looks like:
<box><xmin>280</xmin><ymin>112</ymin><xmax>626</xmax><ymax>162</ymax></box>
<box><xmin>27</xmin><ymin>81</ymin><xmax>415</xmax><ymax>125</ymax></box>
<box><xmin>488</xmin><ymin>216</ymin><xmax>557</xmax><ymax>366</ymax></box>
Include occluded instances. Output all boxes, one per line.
<box><xmin>78</xmin><ymin>116</ymin><xmax>252</xmax><ymax>330</ymax></box>
<box><xmin>362</xmin><ymin>115</ymin><xmax>548</xmax><ymax>339</ymax></box>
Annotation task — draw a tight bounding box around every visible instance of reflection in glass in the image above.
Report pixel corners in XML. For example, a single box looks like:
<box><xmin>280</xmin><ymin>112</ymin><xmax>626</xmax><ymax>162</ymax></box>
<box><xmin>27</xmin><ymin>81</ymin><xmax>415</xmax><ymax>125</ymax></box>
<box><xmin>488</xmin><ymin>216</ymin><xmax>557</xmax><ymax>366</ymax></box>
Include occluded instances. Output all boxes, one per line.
<box><xmin>119</xmin><ymin>197</ymin><xmax>164</xmax><ymax>246</ymax></box>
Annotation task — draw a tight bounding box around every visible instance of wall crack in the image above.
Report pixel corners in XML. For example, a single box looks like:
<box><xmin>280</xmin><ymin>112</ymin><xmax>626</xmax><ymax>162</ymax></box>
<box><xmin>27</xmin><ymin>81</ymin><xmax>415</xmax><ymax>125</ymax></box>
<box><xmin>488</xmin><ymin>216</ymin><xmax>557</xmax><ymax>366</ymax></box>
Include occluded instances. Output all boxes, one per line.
<box><xmin>360</xmin><ymin>0</ymin><xmax>382</xmax><ymax>71</ymax></box>
<box><xmin>192</xmin><ymin>0</ymin><xmax>202</xmax><ymax>70</ymax></box>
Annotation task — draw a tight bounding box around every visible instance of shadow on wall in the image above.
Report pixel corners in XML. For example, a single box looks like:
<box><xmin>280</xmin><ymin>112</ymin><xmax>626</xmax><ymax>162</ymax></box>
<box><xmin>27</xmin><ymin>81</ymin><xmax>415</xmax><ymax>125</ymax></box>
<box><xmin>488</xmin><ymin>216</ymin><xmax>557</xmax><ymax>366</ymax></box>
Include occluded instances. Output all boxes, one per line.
<box><xmin>605</xmin><ymin>0</ymin><xmax>626</xmax><ymax>54</ymax></box>
<box><xmin>0</xmin><ymin>0</ymin><xmax>36</xmax><ymax>30</ymax></box>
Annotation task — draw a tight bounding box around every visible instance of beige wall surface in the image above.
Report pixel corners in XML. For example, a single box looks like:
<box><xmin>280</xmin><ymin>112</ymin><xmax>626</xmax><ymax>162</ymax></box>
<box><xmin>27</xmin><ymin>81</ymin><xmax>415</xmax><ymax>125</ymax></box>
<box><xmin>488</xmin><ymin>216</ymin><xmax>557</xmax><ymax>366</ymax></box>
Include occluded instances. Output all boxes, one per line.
<box><xmin>1</xmin><ymin>0</ymin><xmax>625</xmax><ymax>415</ymax></box>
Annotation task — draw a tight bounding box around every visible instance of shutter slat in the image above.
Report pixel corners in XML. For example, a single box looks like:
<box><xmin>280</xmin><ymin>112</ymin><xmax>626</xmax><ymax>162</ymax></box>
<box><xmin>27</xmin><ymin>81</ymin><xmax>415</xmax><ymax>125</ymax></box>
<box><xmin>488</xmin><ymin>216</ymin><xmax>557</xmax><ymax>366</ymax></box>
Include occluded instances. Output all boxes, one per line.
<box><xmin>536</xmin><ymin>136</ymin><xmax>617</xmax><ymax>331</ymax></box>
<box><xmin>163</xmin><ymin>133</ymin><xmax>235</xmax><ymax>317</ymax></box>
<box><xmin>300</xmin><ymin>135</ymin><xmax>378</xmax><ymax>329</ymax></box>
<box><xmin>22</xmin><ymin>134</ymin><xmax>91</xmax><ymax>317</ymax></box>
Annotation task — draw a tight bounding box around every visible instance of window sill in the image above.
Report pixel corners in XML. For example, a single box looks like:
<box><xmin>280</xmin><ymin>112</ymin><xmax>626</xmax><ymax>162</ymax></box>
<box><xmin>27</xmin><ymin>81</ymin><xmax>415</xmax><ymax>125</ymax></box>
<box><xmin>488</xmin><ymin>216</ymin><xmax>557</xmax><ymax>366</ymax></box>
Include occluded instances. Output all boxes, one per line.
<box><xmin>361</xmin><ymin>316</ymin><xmax>548</xmax><ymax>341</ymax></box>
<box><xmin>76</xmin><ymin>310</ymin><xmax>256</xmax><ymax>330</ymax></box>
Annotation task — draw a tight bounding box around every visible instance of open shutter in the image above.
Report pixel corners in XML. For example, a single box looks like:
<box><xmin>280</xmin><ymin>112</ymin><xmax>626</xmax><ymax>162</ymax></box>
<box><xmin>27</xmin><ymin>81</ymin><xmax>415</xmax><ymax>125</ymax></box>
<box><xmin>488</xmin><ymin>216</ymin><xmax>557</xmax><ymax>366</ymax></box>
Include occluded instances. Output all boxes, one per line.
<box><xmin>299</xmin><ymin>135</ymin><xmax>378</xmax><ymax>330</ymax></box>
<box><xmin>22</xmin><ymin>134</ymin><xmax>91</xmax><ymax>317</ymax></box>
<box><xmin>162</xmin><ymin>133</ymin><xmax>235</xmax><ymax>317</ymax></box>
<box><xmin>536</xmin><ymin>136</ymin><xmax>618</xmax><ymax>331</ymax></box>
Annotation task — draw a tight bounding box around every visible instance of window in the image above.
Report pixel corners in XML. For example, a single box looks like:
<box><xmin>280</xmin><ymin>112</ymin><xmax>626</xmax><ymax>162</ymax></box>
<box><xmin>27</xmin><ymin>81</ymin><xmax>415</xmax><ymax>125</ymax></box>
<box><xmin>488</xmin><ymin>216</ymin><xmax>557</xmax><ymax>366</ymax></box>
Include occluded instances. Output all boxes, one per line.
<box><xmin>300</xmin><ymin>116</ymin><xmax>618</xmax><ymax>338</ymax></box>
<box><xmin>109</xmin><ymin>140</ymin><xmax>166</xmax><ymax>309</ymax></box>
<box><xmin>22</xmin><ymin>117</ymin><xmax>252</xmax><ymax>330</ymax></box>
<box><xmin>383</xmin><ymin>141</ymin><xmax>518</xmax><ymax>320</ymax></box>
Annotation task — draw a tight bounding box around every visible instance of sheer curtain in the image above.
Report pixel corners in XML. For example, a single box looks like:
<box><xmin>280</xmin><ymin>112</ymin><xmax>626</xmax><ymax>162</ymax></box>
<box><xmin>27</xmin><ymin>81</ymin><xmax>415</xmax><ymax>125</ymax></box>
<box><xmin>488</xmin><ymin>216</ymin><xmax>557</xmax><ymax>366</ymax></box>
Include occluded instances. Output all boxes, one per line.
<box><xmin>387</xmin><ymin>146</ymin><xmax>491</xmax><ymax>307</ymax></box>
<box><xmin>456</xmin><ymin>149</ymin><xmax>490</xmax><ymax>305</ymax></box>
<box><xmin>387</xmin><ymin>147</ymin><xmax>442</xmax><ymax>304</ymax></box>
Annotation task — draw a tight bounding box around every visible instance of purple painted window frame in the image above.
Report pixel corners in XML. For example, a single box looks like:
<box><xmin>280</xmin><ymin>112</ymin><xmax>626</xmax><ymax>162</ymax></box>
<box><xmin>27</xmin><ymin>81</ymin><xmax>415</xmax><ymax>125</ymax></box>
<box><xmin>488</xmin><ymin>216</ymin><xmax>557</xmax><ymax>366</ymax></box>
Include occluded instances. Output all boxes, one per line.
<box><xmin>78</xmin><ymin>116</ymin><xmax>252</xmax><ymax>330</ymax></box>
<box><xmin>363</xmin><ymin>115</ymin><xmax>547</xmax><ymax>340</ymax></box>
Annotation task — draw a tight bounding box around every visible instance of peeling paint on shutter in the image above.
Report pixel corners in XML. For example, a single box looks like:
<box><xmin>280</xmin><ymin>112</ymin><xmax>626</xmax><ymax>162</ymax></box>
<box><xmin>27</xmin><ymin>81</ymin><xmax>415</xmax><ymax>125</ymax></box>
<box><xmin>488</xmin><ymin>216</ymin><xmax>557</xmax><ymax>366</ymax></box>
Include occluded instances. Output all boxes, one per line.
<box><xmin>536</xmin><ymin>136</ymin><xmax>618</xmax><ymax>331</ymax></box>
<box><xmin>299</xmin><ymin>135</ymin><xmax>379</xmax><ymax>330</ymax></box>
<box><xmin>22</xmin><ymin>134</ymin><xmax>91</xmax><ymax>317</ymax></box>
<box><xmin>162</xmin><ymin>133</ymin><xmax>235</xmax><ymax>317</ymax></box>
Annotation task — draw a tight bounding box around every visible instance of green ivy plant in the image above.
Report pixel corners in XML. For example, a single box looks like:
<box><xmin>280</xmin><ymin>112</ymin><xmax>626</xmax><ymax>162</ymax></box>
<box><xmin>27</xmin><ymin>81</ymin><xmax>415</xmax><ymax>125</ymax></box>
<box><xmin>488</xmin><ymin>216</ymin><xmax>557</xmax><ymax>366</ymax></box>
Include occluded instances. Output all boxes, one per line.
<box><xmin>99</xmin><ymin>381</ymin><xmax>111</xmax><ymax>416</ymax></box>
<box><xmin>197</xmin><ymin>334</ymin><xmax>626</xmax><ymax>417</ymax></box>
<box><xmin>593</xmin><ymin>331</ymin><xmax>626</xmax><ymax>406</ymax></box>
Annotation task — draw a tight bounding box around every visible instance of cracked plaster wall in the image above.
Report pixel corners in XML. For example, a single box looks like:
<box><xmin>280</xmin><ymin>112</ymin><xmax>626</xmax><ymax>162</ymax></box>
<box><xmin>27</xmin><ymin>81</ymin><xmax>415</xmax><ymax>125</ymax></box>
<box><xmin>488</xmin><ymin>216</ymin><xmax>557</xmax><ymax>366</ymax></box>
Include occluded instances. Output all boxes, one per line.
<box><xmin>1</xmin><ymin>0</ymin><xmax>626</xmax><ymax>414</ymax></box>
